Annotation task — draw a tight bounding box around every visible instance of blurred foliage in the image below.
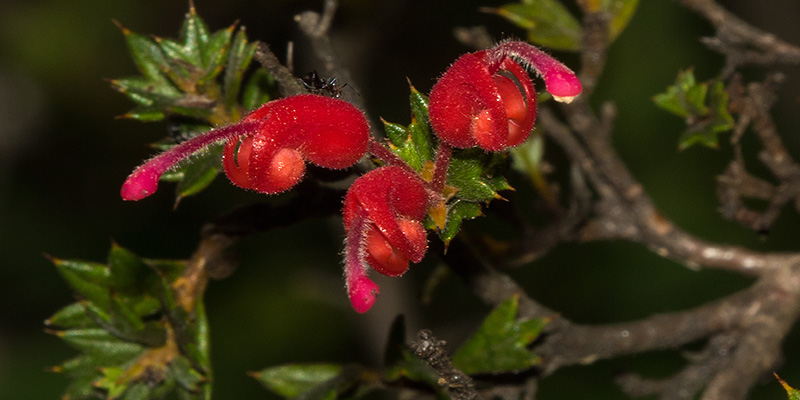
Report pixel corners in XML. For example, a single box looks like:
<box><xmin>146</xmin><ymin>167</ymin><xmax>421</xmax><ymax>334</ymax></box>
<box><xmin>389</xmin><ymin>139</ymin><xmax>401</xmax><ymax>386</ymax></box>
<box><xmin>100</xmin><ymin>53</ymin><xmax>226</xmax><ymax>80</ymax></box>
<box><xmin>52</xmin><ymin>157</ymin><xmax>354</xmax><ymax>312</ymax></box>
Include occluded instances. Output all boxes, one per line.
<box><xmin>653</xmin><ymin>69</ymin><xmax>734</xmax><ymax>150</ymax></box>
<box><xmin>47</xmin><ymin>245</ymin><xmax>210</xmax><ymax>399</ymax></box>
<box><xmin>486</xmin><ymin>0</ymin><xmax>639</xmax><ymax>50</ymax></box>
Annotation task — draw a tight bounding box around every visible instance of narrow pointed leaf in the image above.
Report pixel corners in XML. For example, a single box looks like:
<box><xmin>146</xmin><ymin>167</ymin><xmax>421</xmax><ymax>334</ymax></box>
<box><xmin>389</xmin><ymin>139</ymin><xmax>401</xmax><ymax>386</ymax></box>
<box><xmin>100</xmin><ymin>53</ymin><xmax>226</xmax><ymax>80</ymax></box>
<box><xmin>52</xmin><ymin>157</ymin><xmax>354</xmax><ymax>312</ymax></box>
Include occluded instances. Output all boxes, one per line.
<box><xmin>382</xmin><ymin>119</ymin><xmax>408</xmax><ymax>148</ymax></box>
<box><xmin>174</xmin><ymin>144</ymin><xmax>223</xmax><ymax>200</ymax></box>
<box><xmin>253</xmin><ymin>364</ymin><xmax>344</xmax><ymax>398</ymax></box>
<box><xmin>119</xmin><ymin>26</ymin><xmax>171</xmax><ymax>85</ymax></box>
<box><xmin>224</xmin><ymin>28</ymin><xmax>256</xmax><ymax>109</ymax></box>
<box><xmin>47</xmin><ymin>302</ymin><xmax>93</xmax><ymax>329</ymax></box>
<box><xmin>55</xmin><ymin>328</ymin><xmax>145</xmax><ymax>362</ymax></box>
<box><xmin>52</xmin><ymin>257</ymin><xmax>111</xmax><ymax>309</ymax></box>
<box><xmin>775</xmin><ymin>374</ymin><xmax>800</xmax><ymax>400</ymax></box>
<box><xmin>438</xmin><ymin>200</ymin><xmax>483</xmax><ymax>245</ymax></box>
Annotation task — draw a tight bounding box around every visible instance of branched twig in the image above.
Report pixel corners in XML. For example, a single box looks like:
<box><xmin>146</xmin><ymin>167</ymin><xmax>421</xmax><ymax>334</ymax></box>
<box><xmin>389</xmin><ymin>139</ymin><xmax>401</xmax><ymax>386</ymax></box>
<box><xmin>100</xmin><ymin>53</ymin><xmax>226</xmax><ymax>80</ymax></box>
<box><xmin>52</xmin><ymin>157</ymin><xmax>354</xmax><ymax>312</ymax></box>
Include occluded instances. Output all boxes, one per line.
<box><xmin>253</xmin><ymin>42</ymin><xmax>305</xmax><ymax>97</ymax></box>
<box><xmin>720</xmin><ymin>73</ymin><xmax>800</xmax><ymax>233</ymax></box>
<box><xmin>295</xmin><ymin>0</ymin><xmax>363</xmax><ymax>109</ymax></box>
<box><xmin>675</xmin><ymin>0</ymin><xmax>800</xmax><ymax>74</ymax></box>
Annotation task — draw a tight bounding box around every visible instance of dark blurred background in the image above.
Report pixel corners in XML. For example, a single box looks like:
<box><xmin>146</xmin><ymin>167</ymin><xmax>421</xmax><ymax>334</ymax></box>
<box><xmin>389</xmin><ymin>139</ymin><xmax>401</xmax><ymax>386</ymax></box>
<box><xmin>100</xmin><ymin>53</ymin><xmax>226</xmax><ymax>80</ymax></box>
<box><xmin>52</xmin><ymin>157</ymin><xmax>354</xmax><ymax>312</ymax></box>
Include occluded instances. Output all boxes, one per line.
<box><xmin>1</xmin><ymin>0</ymin><xmax>799</xmax><ymax>399</ymax></box>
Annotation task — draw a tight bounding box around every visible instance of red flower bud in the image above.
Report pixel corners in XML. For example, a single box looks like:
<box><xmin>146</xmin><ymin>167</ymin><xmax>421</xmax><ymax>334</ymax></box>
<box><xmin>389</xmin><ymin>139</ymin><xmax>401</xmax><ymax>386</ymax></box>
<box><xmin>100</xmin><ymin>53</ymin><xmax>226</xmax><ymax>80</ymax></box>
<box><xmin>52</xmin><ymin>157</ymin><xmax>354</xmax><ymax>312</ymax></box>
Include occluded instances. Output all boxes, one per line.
<box><xmin>121</xmin><ymin>94</ymin><xmax>369</xmax><ymax>200</ymax></box>
<box><xmin>428</xmin><ymin>41</ymin><xmax>581</xmax><ymax>152</ymax></box>
<box><xmin>223</xmin><ymin>95</ymin><xmax>370</xmax><ymax>194</ymax></box>
<box><xmin>342</xmin><ymin>166</ymin><xmax>430</xmax><ymax>312</ymax></box>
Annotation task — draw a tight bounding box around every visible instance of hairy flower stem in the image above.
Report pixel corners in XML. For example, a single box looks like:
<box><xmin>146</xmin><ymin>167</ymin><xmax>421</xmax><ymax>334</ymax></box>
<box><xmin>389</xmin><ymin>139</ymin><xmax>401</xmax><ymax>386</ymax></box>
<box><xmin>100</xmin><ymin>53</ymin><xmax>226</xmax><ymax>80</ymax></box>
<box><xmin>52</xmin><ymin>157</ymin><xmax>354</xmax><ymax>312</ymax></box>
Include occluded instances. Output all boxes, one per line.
<box><xmin>344</xmin><ymin>209</ymin><xmax>380</xmax><ymax>313</ymax></box>
<box><xmin>121</xmin><ymin>121</ymin><xmax>262</xmax><ymax>201</ymax></box>
<box><xmin>367</xmin><ymin>137</ymin><xmax>416</xmax><ymax>174</ymax></box>
<box><xmin>431</xmin><ymin>143</ymin><xmax>452</xmax><ymax>194</ymax></box>
<box><xmin>489</xmin><ymin>41</ymin><xmax>582</xmax><ymax>103</ymax></box>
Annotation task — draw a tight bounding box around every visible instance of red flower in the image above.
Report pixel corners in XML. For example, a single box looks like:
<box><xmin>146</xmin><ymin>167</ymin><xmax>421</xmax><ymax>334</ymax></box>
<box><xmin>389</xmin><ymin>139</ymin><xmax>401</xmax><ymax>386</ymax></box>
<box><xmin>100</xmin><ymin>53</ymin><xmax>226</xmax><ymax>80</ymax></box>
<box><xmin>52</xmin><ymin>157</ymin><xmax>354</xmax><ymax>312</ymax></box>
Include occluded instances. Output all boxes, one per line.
<box><xmin>342</xmin><ymin>166</ymin><xmax>430</xmax><ymax>313</ymax></box>
<box><xmin>428</xmin><ymin>40</ymin><xmax>581</xmax><ymax>152</ymax></box>
<box><xmin>121</xmin><ymin>94</ymin><xmax>370</xmax><ymax>200</ymax></box>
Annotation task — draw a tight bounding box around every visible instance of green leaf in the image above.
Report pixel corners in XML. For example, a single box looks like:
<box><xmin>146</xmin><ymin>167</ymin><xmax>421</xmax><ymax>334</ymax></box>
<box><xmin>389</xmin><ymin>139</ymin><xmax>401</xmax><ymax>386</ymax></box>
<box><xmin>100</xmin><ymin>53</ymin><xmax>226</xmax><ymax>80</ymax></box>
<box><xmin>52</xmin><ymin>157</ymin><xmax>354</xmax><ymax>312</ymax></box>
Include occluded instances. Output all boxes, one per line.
<box><xmin>54</xmin><ymin>328</ymin><xmax>145</xmax><ymax>361</ymax></box>
<box><xmin>108</xmin><ymin>243</ymin><xmax>148</xmax><ymax>293</ymax></box>
<box><xmin>111</xmin><ymin>76</ymin><xmax>182</xmax><ymax>108</ymax></box>
<box><xmin>117</xmin><ymin>23</ymin><xmax>172</xmax><ymax>86</ymax></box>
<box><xmin>169</xmin><ymin>356</ymin><xmax>206</xmax><ymax>392</ymax></box>
<box><xmin>241</xmin><ymin>68</ymin><xmax>275</xmax><ymax>111</ymax></box>
<box><xmin>174</xmin><ymin>143</ymin><xmax>223</xmax><ymax>201</ymax></box>
<box><xmin>382</xmin><ymin>83</ymin><xmax>437</xmax><ymax>171</ymax></box>
<box><xmin>653</xmin><ymin>70</ymin><xmax>705</xmax><ymax>118</ymax></box>
<box><xmin>452</xmin><ymin>296</ymin><xmax>547</xmax><ymax>374</ymax></box>
<box><xmin>776</xmin><ymin>374</ymin><xmax>800</xmax><ymax>400</ymax></box>
<box><xmin>382</xmin><ymin>119</ymin><xmax>408</xmax><ymax>148</ymax></box>
<box><xmin>252</xmin><ymin>364</ymin><xmax>344</xmax><ymax>398</ymax></box>
<box><xmin>46</xmin><ymin>302</ymin><xmax>94</xmax><ymax>329</ymax></box>
<box><xmin>437</xmin><ymin>200</ymin><xmax>483</xmax><ymax>245</ymax></box>
<box><xmin>122</xmin><ymin>106</ymin><xmax>168</xmax><ymax>122</ymax></box>
<box><xmin>490</xmin><ymin>1</ymin><xmax>583</xmax><ymax>51</ymax></box>
<box><xmin>62</xmin><ymin>374</ymin><xmax>102</xmax><ymax>399</ymax></box>
<box><xmin>654</xmin><ymin>71</ymin><xmax>734</xmax><ymax>150</ymax></box>
<box><xmin>602</xmin><ymin>0</ymin><xmax>640</xmax><ymax>41</ymax></box>
<box><xmin>409</xmin><ymin>85</ymin><xmax>434</xmax><ymax>162</ymax></box>
<box><xmin>224</xmin><ymin>28</ymin><xmax>257</xmax><ymax>111</ymax></box>
<box><xmin>52</xmin><ymin>257</ymin><xmax>111</xmax><ymax>310</ymax></box>
<box><xmin>447</xmin><ymin>149</ymin><xmax>510</xmax><ymax>202</ymax></box>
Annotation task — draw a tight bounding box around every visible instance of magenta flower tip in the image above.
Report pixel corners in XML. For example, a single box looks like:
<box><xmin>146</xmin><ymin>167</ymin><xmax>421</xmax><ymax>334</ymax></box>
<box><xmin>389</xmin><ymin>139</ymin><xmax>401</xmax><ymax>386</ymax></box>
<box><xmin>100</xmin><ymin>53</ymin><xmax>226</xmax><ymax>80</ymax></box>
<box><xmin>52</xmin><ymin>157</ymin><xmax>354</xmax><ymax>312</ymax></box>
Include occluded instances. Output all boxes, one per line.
<box><xmin>545</xmin><ymin>72</ymin><xmax>582</xmax><ymax>104</ymax></box>
<box><xmin>348</xmin><ymin>276</ymin><xmax>380</xmax><ymax>313</ymax></box>
<box><xmin>120</xmin><ymin>169</ymin><xmax>159</xmax><ymax>201</ymax></box>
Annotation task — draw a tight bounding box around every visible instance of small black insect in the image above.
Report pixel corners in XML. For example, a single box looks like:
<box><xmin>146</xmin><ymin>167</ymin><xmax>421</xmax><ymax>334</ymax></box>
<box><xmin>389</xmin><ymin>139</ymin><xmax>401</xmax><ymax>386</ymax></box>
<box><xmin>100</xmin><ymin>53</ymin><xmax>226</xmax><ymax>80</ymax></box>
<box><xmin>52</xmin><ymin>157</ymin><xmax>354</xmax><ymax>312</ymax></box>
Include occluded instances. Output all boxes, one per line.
<box><xmin>299</xmin><ymin>70</ymin><xmax>347</xmax><ymax>98</ymax></box>
<box><xmin>167</xmin><ymin>116</ymin><xmax>208</xmax><ymax>144</ymax></box>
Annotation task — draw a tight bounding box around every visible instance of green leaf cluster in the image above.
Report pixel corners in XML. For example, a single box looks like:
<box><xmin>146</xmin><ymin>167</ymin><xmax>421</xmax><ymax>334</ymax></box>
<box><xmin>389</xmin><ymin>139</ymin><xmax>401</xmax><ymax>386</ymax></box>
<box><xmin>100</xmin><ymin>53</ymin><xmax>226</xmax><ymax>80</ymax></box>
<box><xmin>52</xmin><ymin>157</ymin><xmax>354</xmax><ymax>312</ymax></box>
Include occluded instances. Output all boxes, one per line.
<box><xmin>383</xmin><ymin>84</ymin><xmax>435</xmax><ymax>172</ymax></box>
<box><xmin>488</xmin><ymin>0</ymin><xmax>639</xmax><ymax>51</ymax></box>
<box><xmin>382</xmin><ymin>83</ymin><xmax>513</xmax><ymax>246</ymax></box>
<box><xmin>48</xmin><ymin>244</ymin><xmax>210</xmax><ymax>400</ymax></box>
<box><xmin>112</xmin><ymin>5</ymin><xmax>275</xmax><ymax>200</ymax></box>
<box><xmin>438</xmin><ymin>148</ymin><xmax>513</xmax><ymax>244</ymax></box>
<box><xmin>653</xmin><ymin>70</ymin><xmax>735</xmax><ymax>150</ymax></box>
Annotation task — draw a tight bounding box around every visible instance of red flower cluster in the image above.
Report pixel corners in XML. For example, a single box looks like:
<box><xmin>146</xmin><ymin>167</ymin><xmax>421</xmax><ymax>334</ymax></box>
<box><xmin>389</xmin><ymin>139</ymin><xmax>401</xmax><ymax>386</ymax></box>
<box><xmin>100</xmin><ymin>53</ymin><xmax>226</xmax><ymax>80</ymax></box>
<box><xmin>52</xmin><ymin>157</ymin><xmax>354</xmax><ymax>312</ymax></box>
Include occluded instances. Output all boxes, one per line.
<box><xmin>121</xmin><ymin>41</ymin><xmax>581</xmax><ymax>313</ymax></box>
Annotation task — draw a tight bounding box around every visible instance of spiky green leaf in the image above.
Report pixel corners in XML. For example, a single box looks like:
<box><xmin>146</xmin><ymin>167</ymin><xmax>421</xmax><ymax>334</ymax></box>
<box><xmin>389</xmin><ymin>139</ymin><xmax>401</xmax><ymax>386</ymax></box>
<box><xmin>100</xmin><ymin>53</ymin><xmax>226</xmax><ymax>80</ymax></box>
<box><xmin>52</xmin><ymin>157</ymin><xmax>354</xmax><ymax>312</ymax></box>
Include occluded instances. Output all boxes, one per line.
<box><xmin>452</xmin><ymin>296</ymin><xmax>547</xmax><ymax>374</ymax></box>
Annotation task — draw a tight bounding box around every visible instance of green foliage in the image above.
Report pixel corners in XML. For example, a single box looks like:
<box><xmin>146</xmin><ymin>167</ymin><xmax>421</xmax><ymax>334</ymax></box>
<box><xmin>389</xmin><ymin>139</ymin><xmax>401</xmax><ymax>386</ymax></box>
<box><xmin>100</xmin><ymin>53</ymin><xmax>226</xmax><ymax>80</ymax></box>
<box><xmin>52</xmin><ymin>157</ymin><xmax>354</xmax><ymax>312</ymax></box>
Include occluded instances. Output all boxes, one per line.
<box><xmin>251</xmin><ymin>364</ymin><xmax>346</xmax><ymax>398</ymax></box>
<box><xmin>112</xmin><ymin>5</ymin><xmax>274</xmax><ymax>201</ymax></box>
<box><xmin>653</xmin><ymin>69</ymin><xmax>735</xmax><ymax>150</ymax></box>
<box><xmin>382</xmin><ymin>83</ymin><xmax>514</xmax><ymax>246</ymax></box>
<box><xmin>487</xmin><ymin>0</ymin><xmax>639</xmax><ymax>51</ymax></box>
<box><xmin>452</xmin><ymin>295</ymin><xmax>547</xmax><ymax>375</ymax></box>
<box><xmin>383</xmin><ymin>83</ymin><xmax>435</xmax><ymax>172</ymax></box>
<box><xmin>48</xmin><ymin>245</ymin><xmax>210</xmax><ymax>400</ymax></box>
